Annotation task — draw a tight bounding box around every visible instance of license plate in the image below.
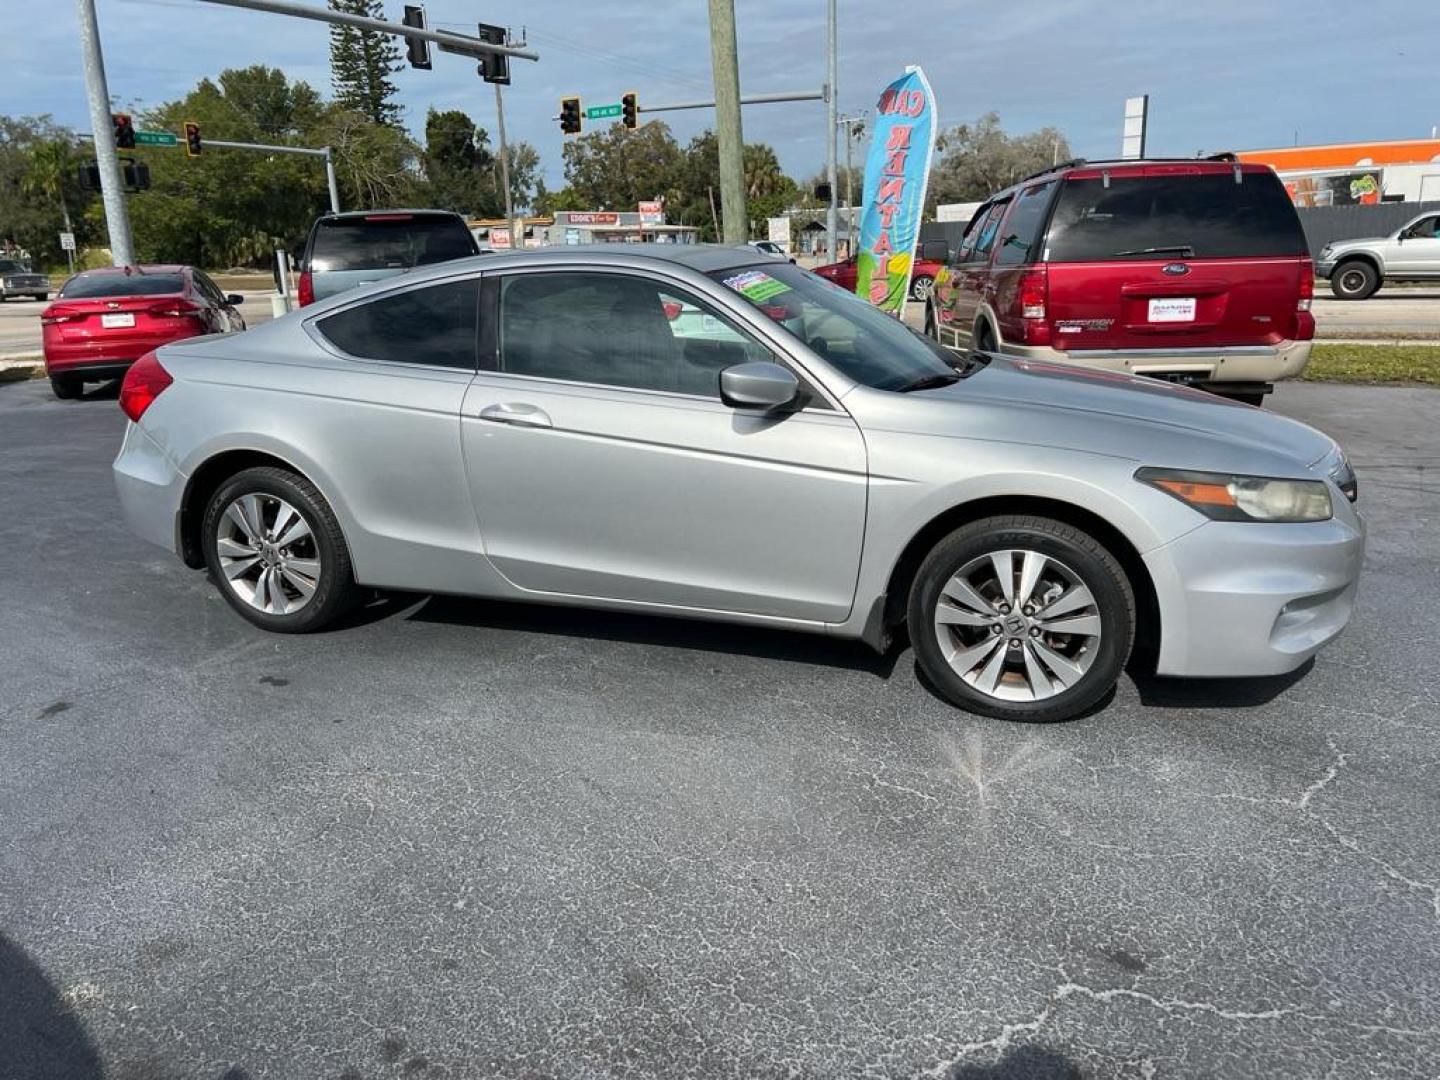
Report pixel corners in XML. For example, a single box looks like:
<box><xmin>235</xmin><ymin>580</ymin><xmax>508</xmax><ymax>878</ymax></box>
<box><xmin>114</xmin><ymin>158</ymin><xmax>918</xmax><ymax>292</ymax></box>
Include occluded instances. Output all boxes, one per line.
<box><xmin>101</xmin><ymin>313</ymin><xmax>135</xmax><ymax>329</ymax></box>
<box><xmin>1148</xmin><ymin>297</ymin><xmax>1196</xmax><ymax>323</ymax></box>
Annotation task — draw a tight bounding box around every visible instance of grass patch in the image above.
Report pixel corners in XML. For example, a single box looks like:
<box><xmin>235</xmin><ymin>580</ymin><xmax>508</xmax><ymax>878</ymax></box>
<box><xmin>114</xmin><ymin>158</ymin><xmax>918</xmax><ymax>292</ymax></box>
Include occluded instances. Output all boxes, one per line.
<box><xmin>1303</xmin><ymin>343</ymin><xmax>1440</xmax><ymax>386</ymax></box>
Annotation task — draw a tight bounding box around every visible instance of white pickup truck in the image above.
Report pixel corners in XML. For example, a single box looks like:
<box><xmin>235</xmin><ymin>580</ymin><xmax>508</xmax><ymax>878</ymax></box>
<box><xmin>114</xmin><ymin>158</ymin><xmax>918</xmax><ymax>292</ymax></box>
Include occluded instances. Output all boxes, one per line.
<box><xmin>1315</xmin><ymin>210</ymin><xmax>1440</xmax><ymax>299</ymax></box>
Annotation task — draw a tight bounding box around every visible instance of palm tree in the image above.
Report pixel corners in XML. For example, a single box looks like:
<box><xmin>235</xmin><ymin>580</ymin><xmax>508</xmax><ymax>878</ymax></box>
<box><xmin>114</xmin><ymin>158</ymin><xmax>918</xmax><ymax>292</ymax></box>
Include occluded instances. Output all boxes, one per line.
<box><xmin>742</xmin><ymin>143</ymin><xmax>785</xmax><ymax>199</ymax></box>
<box><xmin>23</xmin><ymin>139</ymin><xmax>77</xmax><ymax>237</ymax></box>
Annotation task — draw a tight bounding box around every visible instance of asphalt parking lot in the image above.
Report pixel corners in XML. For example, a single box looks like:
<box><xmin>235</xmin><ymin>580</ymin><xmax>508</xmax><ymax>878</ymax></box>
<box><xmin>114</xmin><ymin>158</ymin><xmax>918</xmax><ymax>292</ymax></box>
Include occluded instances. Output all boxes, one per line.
<box><xmin>2</xmin><ymin>377</ymin><xmax>1437</xmax><ymax>1079</ymax></box>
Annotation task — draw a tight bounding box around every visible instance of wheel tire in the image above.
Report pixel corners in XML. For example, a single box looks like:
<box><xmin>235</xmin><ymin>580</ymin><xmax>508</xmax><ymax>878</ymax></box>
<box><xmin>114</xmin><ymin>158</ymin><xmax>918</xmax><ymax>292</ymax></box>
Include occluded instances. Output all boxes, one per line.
<box><xmin>974</xmin><ymin>320</ymin><xmax>998</xmax><ymax>353</ymax></box>
<box><xmin>49</xmin><ymin>375</ymin><xmax>82</xmax><ymax>400</ymax></box>
<box><xmin>1330</xmin><ymin>261</ymin><xmax>1379</xmax><ymax>300</ymax></box>
<box><xmin>924</xmin><ymin>302</ymin><xmax>938</xmax><ymax>340</ymax></box>
<box><xmin>33</xmin><ymin>293</ymin><xmax>48</xmax><ymax>302</ymax></box>
<box><xmin>202</xmin><ymin>465</ymin><xmax>359</xmax><ymax>633</ymax></box>
<box><xmin>908</xmin><ymin>515</ymin><xmax>1135</xmax><ymax>722</ymax></box>
<box><xmin>910</xmin><ymin>275</ymin><xmax>935</xmax><ymax>302</ymax></box>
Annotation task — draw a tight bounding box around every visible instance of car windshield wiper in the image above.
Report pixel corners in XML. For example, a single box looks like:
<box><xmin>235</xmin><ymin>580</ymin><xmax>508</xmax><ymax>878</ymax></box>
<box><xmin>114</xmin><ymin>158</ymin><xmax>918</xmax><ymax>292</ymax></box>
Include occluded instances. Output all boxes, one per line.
<box><xmin>897</xmin><ymin>372</ymin><xmax>962</xmax><ymax>393</ymax></box>
<box><xmin>1111</xmin><ymin>244</ymin><xmax>1196</xmax><ymax>258</ymax></box>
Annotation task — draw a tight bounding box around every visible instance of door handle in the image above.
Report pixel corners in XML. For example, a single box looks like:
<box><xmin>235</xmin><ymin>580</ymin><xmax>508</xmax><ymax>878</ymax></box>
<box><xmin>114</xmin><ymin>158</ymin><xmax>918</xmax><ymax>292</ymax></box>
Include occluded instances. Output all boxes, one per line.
<box><xmin>477</xmin><ymin>402</ymin><xmax>552</xmax><ymax>429</ymax></box>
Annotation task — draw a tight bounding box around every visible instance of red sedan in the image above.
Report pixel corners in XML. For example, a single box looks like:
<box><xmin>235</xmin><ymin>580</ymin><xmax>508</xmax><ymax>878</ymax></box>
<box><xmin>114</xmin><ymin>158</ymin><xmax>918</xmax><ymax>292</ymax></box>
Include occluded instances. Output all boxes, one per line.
<box><xmin>41</xmin><ymin>265</ymin><xmax>245</xmax><ymax>399</ymax></box>
<box><xmin>812</xmin><ymin>251</ymin><xmax>945</xmax><ymax>301</ymax></box>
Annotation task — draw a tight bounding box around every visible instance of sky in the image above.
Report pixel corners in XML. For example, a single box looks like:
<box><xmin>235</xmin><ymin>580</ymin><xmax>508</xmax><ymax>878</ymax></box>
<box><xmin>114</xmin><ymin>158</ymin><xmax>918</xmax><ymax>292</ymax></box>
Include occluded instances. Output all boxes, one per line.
<box><xmin>3</xmin><ymin>0</ymin><xmax>1437</xmax><ymax>193</ymax></box>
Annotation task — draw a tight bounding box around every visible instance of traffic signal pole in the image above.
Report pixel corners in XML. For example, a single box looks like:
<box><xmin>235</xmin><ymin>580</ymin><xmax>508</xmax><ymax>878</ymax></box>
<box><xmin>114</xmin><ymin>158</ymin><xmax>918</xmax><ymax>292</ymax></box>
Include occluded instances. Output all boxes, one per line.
<box><xmin>824</xmin><ymin>0</ymin><xmax>838</xmax><ymax>261</ymax></box>
<box><xmin>76</xmin><ymin>0</ymin><xmax>134</xmax><ymax>265</ymax></box>
<box><xmin>205</xmin><ymin>139</ymin><xmax>341</xmax><ymax>213</ymax></box>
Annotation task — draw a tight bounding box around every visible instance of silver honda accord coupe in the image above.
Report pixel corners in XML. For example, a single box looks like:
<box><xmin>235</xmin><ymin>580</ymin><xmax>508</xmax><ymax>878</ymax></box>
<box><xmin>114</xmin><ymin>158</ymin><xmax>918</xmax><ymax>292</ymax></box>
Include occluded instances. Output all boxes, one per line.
<box><xmin>113</xmin><ymin>245</ymin><xmax>1363</xmax><ymax>722</ymax></box>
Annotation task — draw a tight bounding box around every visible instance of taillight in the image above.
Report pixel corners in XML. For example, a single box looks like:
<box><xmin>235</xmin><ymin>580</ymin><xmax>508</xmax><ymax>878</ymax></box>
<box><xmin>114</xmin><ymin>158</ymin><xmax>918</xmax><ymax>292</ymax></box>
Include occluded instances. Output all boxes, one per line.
<box><xmin>40</xmin><ymin>309</ymin><xmax>82</xmax><ymax>326</ymax></box>
<box><xmin>119</xmin><ymin>351</ymin><xmax>173</xmax><ymax>423</ymax></box>
<box><xmin>148</xmin><ymin>298</ymin><xmax>202</xmax><ymax>318</ymax></box>
<box><xmin>297</xmin><ymin>270</ymin><xmax>314</xmax><ymax>307</ymax></box>
<box><xmin>1017</xmin><ymin>267</ymin><xmax>1051</xmax><ymax>346</ymax></box>
<box><xmin>1297</xmin><ymin>259</ymin><xmax>1314</xmax><ymax>312</ymax></box>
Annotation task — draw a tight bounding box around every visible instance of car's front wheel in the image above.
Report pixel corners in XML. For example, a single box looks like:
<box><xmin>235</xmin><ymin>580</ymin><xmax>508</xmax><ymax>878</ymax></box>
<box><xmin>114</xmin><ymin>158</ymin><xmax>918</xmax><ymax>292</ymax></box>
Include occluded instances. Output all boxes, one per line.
<box><xmin>910</xmin><ymin>275</ymin><xmax>935</xmax><ymax>302</ymax></box>
<box><xmin>1330</xmin><ymin>260</ymin><xmax>1380</xmax><ymax>300</ymax></box>
<box><xmin>202</xmin><ymin>466</ymin><xmax>358</xmax><ymax>632</ymax></box>
<box><xmin>908</xmin><ymin>515</ymin><xmax>1134</xmax><ymax>722</ymax></box>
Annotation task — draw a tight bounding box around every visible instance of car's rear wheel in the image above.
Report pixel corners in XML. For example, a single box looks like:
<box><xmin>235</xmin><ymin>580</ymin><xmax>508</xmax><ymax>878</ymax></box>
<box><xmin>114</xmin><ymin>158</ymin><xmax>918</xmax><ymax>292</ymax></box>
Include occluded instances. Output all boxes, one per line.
<box><xmin>910</xmin><ymin>275</ymin><xmax>935</xmax><ymax>302</ymax></box>
<box><xmin>974</xmin><ymin>319</ymin><xmax>998</xmax><ymax>353</ymax></box>
<box><xmin>908</xmin><ymin>515</ymin><xmax>1134</xmax><ymax>722</ymax></box>
<box><xmin>202</xmin><ymin>466</ymin><xmax>358</xmax><ymax>633</ymax></box>
<box><xmin>1330</xmin><ymin>260</ymin><xmax>1379</xmax><ymax>300</ymax></box>
<box><xmin>924</xmin><ymin>302</ymin><xmax>938</xmax><ymax>340</ymax></box>
<box><xmin>49</xmin><ymin>375</ymin><xmax>82</xmax><ymax>400</ymax></box>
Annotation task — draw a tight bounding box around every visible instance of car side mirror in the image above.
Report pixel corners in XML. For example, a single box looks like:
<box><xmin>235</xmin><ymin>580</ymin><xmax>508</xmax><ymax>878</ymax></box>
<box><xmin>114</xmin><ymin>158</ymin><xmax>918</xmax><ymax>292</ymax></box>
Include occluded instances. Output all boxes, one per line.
<box><xmin>719</xmin><ymin>361</ymin><xmax>799</xmax><ymax>411</ymax></box>
<box><xmin>226</xmin><ymin>294</ymin><xmax>244</xmax><ymax>306</ymax></box>
<box><xmin>920</xmin><ymin>239</ymin><xmax>949</xmax><ymax>263</ymax></box>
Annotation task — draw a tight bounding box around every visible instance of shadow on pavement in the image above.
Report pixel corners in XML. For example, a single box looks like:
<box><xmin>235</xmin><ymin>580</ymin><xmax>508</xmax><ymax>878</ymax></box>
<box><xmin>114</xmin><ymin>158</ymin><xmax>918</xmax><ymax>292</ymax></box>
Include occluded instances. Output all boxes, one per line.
<box><xmin>0</xmin><ymin>934</ymin><xmax>103</xmax><ymax>1080</ymax></box>
<box><xmin>947</xmin><ymin>1045</ymin><xmax>1084</xmax><ymax>1079</ymax></box>
<box><xmin>406</xmin><ymin>592</ymin><xmax>904</xmax><ymax>677</ymax></box>
<box><xmin>1131</xmin><ymin>659</ymin><xmax>1313</xmax><ymax>709</ymax></box>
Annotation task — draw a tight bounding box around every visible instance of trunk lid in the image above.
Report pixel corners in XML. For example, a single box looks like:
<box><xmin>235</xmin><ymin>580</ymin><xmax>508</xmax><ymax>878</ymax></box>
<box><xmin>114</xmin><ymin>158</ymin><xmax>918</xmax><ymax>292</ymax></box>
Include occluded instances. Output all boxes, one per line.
<box><xmin>1039</xmin><ymin>164</ymin><xmax>1312</xmax><ymax>353</ymax></box>
<box><xmin>43</xmin><ymin>294</ymin><xmax>200</xmax><ymax>343</ymax></box>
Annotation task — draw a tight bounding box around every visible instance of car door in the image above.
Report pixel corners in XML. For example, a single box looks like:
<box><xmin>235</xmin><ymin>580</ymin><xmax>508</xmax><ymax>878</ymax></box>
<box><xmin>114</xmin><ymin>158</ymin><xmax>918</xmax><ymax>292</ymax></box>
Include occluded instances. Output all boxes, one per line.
<box><xmin>460</xmin><ymin>267</ymin><xmax>868</xmax><ymax>623</ymax></box>
<box><xmin>943</xmin><ymin>201</ymin><xmax>1006</xmax><ymax>345</ymax></box>
<box><xmin>1389</xmin><ymin>214</ymin><xmax>1440</xmax><ymax>276</ymax></box>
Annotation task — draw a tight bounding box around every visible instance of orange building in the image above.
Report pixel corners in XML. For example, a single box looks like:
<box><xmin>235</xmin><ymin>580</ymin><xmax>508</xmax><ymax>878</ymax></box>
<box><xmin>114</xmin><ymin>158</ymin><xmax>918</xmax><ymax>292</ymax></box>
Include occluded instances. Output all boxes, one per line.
<box><xmin>1236</xmin><ymin>139</ymin><xmax>1440</xmax><ymax>207</ymax></box>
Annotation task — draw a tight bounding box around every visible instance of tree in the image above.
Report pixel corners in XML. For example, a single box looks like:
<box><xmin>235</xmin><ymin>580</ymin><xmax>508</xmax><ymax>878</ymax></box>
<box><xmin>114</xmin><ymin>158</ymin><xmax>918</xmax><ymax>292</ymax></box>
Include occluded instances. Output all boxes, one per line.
<box><xmin>23</xmin><ymin>138</ymin><xmax>77</xmax><ymax>237</ymax></box>
<box><xmin>421</xmin><ymin>108</ymin><xmax>498</xmax><ymax>217</ymax></box>
<box><xmin>561</xmin><ymin>121</ymin><xmax>685</xmax><ymax>212</ymax></box>
<box><xmin>217</xmin><ymin>65</ymin><xmax>324</xmax><ymax>139</ymax></box>
<box><xmin>328</xmin><ymin>0</ymin><xmax>402</xmax><ymax>127</ymax></box>
<box><xmin>668</xmin><ymin>131</ymin><xmax>800</xmax><ymax>241</ymax></box>
<box><xmin>503</xmin><ymin>142</ymin><xmax>541</xmax><ymax>214</ymax></box>
<box><xmin>929</xmin><ymin>112</ymin><xmax>1070</xmax><ymax>206</ymax></box>
<box><xmin>0</xmin><ymin>116</ymin><xmax>93</xmax><ymax>270</ymax></box>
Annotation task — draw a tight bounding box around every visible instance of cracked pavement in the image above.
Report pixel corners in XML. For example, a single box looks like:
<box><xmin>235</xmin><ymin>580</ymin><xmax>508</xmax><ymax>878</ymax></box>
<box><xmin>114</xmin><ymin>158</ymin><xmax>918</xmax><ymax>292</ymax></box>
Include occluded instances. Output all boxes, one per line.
<box><xmin>1</xmin><ymin>378</ymin><xmax>1437</xmax><ymax>1079</ymax></box>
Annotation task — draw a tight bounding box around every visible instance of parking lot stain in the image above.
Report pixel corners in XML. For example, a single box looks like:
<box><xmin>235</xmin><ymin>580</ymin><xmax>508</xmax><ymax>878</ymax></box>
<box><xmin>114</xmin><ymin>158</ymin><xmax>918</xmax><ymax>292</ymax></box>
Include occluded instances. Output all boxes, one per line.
<box><xmin>1104</xmin><ymin>948</ymin><xmax>1147</xmax><ymax>973</ymax></box>
<box><xmin>38</xmin><ymin>700</ymin><xmax>71</xmax><ymax>718</ymax></box>
<box><xmin>258</xmin><ymin>675</ymin><xmax>290</xmax><ymax>687</ymax></box>
<box><xmin>402</xmin><ymin>1056</ymin><xmax>429</xmax><ymax>1074</ymax></box>
<box><xmin>379</xmin><ymin>1036</ymin><xmax>406</xmax><ymax>1063</ymax></box>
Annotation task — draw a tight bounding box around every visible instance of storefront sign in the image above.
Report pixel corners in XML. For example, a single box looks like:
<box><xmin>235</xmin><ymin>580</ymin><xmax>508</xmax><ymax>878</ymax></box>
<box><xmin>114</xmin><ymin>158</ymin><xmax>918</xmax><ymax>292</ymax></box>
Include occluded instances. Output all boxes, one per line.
<box><xmin>855</xmin><ymin>66</ymin><xmax>937</xmax><ymax>315</ymax></box>
<box><xmin>566</xmin><ymin>212</ymin><xmax>621</xmax><ymax>226</ymax></box>
<box><xmin>638</xmin><ymin>200</ymin><xmax>663</xmax><ymax>224</ymax></box>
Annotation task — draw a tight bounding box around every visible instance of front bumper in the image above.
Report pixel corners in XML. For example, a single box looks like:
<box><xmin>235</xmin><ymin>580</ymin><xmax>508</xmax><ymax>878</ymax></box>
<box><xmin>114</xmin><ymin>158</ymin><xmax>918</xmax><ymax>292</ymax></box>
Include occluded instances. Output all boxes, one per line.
<box><xmin>1314</xmin><ymin>259</ymin><xmax>1336</xmax><ymax>278</ymax></box>
<box><xmin>113</xmin><ymin>422</ymin><xmax>186</xmax><ymax>557</ymax></box>
<box><xmin>2</xmin><ymin>278</ymin><xmax>49</xmax><ymax>297</ymax></box>
<box><xmin>1144</xmin><ymin>509</ymin><xmax>1365</xmax><ymax>678</ymax></box>
<box><xmin>1007</xmin><ymin>339</ymin><xmax>1313</xmax><ymax>388</ymax></box>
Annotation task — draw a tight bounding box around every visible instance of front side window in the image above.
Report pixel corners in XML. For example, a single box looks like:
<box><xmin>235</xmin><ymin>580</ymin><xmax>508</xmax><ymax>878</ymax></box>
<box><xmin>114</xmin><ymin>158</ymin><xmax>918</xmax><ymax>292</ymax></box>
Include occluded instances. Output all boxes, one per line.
<box><xmin>1405</xmin><ymin>216</ymin><xmax>1439</xmax><ymax>239</ymax></box>
<box><xmin>712</xmin><ymin>262</ymin><xmax>957</xmax><ymax>392</ymax></box>
<box><xmin>994</xmin><ymin>182</ymin><xmax>1055</xmax><ymax>267</ymax></box>
<box><xmin>316</xmin><ymin>277</ymin><xmax>479</xmax><ymax>369</ymax></box>
<box><xmin>971</xmin><ymin>201</ymin><xmax>1011</xmax><ymax>260</ymax></box>
<box><xmin>498</xmin><ymin>271</ymin><xmax>773</xmax><ymax>397</ymax></box>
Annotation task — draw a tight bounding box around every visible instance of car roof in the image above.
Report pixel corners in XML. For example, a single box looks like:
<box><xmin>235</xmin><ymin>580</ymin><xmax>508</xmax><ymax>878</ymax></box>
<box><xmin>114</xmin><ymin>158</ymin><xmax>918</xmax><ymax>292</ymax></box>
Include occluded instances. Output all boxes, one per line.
<box><xmin>314</xmin><ymin>209</ymin><xmax>469</xmax><ymax>222</ymax></box>
<box><xmin>984</xmin><ymin>155</ymin><xmax>1271</xmax><ymax>201</ymax></box>
<box><xmin>390</xmin><ymin>243</ymin><xmax>772</xmax><ymax>289</ymax></box>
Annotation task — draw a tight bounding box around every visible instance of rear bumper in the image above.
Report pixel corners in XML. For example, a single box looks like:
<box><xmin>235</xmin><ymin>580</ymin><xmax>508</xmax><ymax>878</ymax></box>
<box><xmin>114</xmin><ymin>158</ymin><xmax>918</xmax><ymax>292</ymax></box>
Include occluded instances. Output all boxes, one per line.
<box><xmin>45</xmin><ymin>360</ymin><xmax>135</xmax><ymax>381</ymax></box>
<box><xmin>1006</xmin><ymin>339</ymin><xmax>1313</xmax><ymax>387</ymax></box>
<box><xmin>1144</xmin><ymin>511</ymin><xmax>1365</xmax><ymax>678</ymax></box>
<box><xmin>44</xmin><ymin>327</ymin><xmax>202</xmax><ymax>374</ymax></box>
<box><xmin>113</xmin><ymin>422</ymin><xmax>186</xmax><ymax>557</ymax></box>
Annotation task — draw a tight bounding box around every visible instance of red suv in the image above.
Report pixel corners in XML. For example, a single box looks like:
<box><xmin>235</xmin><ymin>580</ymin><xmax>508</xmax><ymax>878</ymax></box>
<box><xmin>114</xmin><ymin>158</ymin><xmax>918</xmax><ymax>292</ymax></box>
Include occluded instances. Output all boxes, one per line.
<box><xmin>926</xmin><ymin>156</ymin><xmax>1314</xmax><ymax>404</ymax></box>
<box><xmin>41</xmin><ymin>265</ymin><xmax>245</xmax><ymax>399</ymax></box>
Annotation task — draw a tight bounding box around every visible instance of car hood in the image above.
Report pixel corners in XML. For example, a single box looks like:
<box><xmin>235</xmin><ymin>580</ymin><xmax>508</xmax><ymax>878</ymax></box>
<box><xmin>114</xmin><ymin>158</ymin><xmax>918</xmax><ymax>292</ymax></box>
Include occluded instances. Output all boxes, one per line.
<box><xmin>880</xmin><ymin>355</ymin><xmax>1337</xmax><ymax>474</ymax></box>
<box><xmin>1323</xmin><ymin>235</ymin><xmax>1386</xmax><ymax>251</ymax></box>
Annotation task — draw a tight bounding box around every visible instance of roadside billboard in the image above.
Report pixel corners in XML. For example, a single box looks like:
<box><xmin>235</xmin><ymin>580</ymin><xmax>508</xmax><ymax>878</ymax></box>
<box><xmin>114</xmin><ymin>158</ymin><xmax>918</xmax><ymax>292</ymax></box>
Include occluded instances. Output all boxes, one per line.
<box><xmin>855</xmin><ymin>67</ymin><xmax>937</xmax><ymax>314</ymax></box>
<box><xmin>638</xmin><ymin>200</ymin><xmax>664</xmax><ymax>224</ymax></box>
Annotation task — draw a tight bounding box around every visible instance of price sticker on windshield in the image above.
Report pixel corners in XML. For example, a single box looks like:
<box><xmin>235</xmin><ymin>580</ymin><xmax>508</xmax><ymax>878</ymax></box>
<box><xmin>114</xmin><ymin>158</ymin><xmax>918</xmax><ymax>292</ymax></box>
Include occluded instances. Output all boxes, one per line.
<box><xmin>723</xmin><ymin>270</ymin><xmax>791</xmax><ymax>303</ymax></box>
<box><xmin>1148</xmin><ymin>297</ymin><xmax>1196</xmax><ymax>322</ymax></box>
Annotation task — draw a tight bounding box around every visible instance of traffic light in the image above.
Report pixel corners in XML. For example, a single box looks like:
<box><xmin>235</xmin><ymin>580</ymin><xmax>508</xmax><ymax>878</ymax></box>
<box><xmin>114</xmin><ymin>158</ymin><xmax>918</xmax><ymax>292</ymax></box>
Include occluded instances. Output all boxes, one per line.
<box><xmin>113</xmin><ymin>113</ymin><xmax>135</xmax><ymax>150</ymax></box>
<box><xmin>559</xmin><ymin>96</ymin><xmax>582</xmax><ymax>136</ymax></box>
<box><xmin>183</xmin><ymin>121</ymin><xmax>202</xmax><ymax>157</ymax></box>
<box><xmin>477</xmin><ymin>23</ymin><xmax>508</xmax><ymax>85</ymax></box>
<box><xmin>621</xmin><ymin>92</ymin><xmax>638</xmax><ymax>130</ymax></box>
<box><xmin>814</xmin><ymin>182</ymin><xmax>832</xmax><ymax>202</ymax></box>
<box><xmin>120</xmin><ymin>158</ymin><xmax>150</xmax><ymax>192</ymax></box>
<box><xmin>402</xmin><ymin>5</ymin><xmax>431</xmax><ymax>69</ymax></box>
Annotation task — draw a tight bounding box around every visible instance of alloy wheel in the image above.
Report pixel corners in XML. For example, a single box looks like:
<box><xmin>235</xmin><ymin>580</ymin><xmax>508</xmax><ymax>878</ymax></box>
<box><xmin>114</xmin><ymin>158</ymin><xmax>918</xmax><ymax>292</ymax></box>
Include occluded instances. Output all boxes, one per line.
<box><xmin>215</xmin><ymin>493</ymin><xmax>322</xmax><ymax>615</ymax></box>
<box><xmin>932</xmin><ymin>548</ymin><xmax>1103</xmax><ymax>702</ymax></box>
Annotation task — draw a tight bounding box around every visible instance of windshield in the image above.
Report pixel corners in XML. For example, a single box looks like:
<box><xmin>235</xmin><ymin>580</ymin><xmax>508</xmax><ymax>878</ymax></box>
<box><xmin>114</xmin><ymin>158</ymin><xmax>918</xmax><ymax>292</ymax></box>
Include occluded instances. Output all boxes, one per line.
<box><xmin>60</xmin><ymin>272</ymin><xmax>186</xmax><ymax>298</ymax></box>
<box><xmin>0</xmin><ymin>259</ymin><xmax>32</xmax><ymax>274</ymax></box>
<box><xmin>710</xmin><ymin>263</ymin><xmax>957</xmax><ymax>391</ymax></box>
<box><xmin>310</xmin><ymin>215</ymin><xmax>477</xmax><ymax>272</ymax></box>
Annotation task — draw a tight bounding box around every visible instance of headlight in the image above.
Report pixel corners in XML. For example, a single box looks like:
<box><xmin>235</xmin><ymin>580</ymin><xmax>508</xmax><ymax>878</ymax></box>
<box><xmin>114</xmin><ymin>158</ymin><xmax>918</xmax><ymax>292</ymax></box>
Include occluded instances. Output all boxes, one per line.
<box><xmin>1136</xmin><ymin>468</ymin><xmax>1332</xmax><ymax>522</ymax></box>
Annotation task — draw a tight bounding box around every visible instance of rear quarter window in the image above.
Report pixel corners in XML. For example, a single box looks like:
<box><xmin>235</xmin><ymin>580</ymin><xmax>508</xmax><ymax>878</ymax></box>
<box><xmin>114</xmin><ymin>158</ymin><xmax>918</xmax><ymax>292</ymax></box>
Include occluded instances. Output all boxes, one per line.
<box><xmin>309</xmin><ymin>216</ymin><xmax>477</xmax><ymax>273</ymax></box>
<box><xmin>1043</xmin><ymin>170</ymin><xmax>1307</xmax><ymax>261</ymax></box>
<box><xmin>316</xmin><ymin>277</ymin><xmax>480</xmax><ymax>369</ymax></box>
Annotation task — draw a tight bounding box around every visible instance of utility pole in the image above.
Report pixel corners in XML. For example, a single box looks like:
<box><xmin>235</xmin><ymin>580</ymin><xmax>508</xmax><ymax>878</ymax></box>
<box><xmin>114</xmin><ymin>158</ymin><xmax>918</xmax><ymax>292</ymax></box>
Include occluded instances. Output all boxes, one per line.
<box><xmin>838</xmin><ymin>114</ymin><xmax>864</xmax><ymax>258</ymax></box>
<box><xmin>323</xmin><ymin>147</ymin><xmax>340</xmax><ymax>214</ymax></box>
<box><xmin>76</xmin><ymin>0</ymin><xmax>133</xmax><ymax>265</ymax></box>
<box><xmin>495</xmin><ymin>81</ymin><xmax>514</xmax><ymax>246</ymax></box>
<box><xmin>824</xmin><ymin>0</ymin><xmax>838</xmax><ymax>260</ymax></box>
<box><xmin>707</xmin><ymin>0</ymin><xmax>747</xmax><ymax>244</ymax></box>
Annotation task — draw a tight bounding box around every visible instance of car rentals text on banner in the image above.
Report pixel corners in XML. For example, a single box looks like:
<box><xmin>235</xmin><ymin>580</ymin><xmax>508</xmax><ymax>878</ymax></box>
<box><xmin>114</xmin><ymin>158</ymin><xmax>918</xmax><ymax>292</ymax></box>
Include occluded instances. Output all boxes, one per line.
<box><xmin>855</xmin><ymin>67</ymin><xmax>937</xmax><ymax>315</ymax></box>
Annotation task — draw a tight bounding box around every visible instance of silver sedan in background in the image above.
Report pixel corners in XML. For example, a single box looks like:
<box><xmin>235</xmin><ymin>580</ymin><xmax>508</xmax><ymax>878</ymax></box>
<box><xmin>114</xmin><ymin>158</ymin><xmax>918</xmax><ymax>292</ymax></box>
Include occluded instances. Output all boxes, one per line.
<box><xmin>113</xmin><ymin>246</ymin><xmax>1363</xmax><ymax>722</ymax></box>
